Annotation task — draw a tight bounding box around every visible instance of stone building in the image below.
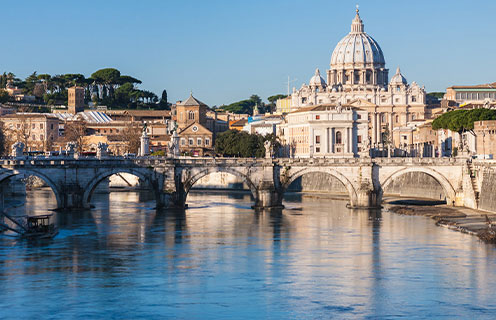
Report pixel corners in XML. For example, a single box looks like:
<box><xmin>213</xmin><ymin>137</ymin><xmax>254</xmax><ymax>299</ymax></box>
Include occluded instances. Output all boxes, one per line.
<box><xmin>281</xmin><ymin>104</ymin><xmax>368</xmax><ymax>158</ymax></box>
<box><xmin>172</xmin><ymin>94</ymin><xmax>215</xmax><ymax>156</ymax></box>
<box><xmin>474</xmin><ymin>120</ymin><xmax>496</xmax><ymax>159</ymax></box>
<box><xmin>444</xmin><ymin>83</ymin><xmax>496</xmax><ymax>107</ymax></box>
<box><xmin>289</xmin><ymin>8</ymin><xmax>429</xmax><ymax>149</ymax></box>
<box><xmin>2</xmin><ymin>114</ymin><xmax>59</xmax><ymax>151</ymax></box>
<box><xmin>68</xmin><ymin>86</ymin><xmax>85</xmax><ymax>114</ymax></box>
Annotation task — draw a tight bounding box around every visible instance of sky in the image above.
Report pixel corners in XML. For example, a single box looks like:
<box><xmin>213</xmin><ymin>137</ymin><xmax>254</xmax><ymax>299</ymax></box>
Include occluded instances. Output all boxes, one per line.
<box><xmin>2</xmin><ymin>0</ymin><xmax>495</xmax><ymax>106</ymax></box>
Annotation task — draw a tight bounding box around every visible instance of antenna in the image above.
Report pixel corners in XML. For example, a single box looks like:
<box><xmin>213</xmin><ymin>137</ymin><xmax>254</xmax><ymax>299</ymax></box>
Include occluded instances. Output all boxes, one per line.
<box><xmin>286</xmin><ymin>76</ymin><xmax>297</xmax><ymax>96</ymax></box>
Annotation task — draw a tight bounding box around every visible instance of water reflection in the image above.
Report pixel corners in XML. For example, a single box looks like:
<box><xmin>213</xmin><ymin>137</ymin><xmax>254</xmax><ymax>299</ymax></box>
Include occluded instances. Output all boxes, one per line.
<box><xmin>0</xmin><ymin>189</ymin><xmax>496</xmax><ymax>318</ymax></box>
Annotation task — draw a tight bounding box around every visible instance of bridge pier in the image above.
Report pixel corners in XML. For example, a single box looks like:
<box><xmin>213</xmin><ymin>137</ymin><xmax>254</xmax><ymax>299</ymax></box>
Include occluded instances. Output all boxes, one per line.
<box><xmin>254</xmin><ymin>181</ymin><xmax>283</xmax><ymax>209</ymax></box>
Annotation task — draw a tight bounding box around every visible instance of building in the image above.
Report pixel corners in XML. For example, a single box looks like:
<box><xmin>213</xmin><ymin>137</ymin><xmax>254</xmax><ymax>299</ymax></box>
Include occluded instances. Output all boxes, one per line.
<box><xmin>172</xmin><ymin>94</ymin><xmax>216</xmax><ymax>156</ymax></box>
<box><xmin>2</xmin><ymin>114</ymin><xmax>59</xmax><ymax>151</ymax></box>
<box><xmin>68</xmin><ymin>86</ymin><xmax>85</xmax><ymax>114</ymax></box>
<box><xmin>281</xmin><ymin>105</ymin><xmax>368</xmax><ymax>158</ymax></box>
<box><xmin>275</xmin><ymin>97</ymin><xmax>292</xmax><ymax>114</ymax></box>
<box><xmin>474</xmin><ymin>120</ymin><xmax>496</xmax><ymax>159</ymax></box>
<box><xmin>242</xmin><ymin>115</ymin><xmax>284</xmax><ymax>136</ymax></box>
<box><xmin>289</xmin><ymin>8</ymin><xmax>429</xmax><ymax>149</ymax></box>
<box><xmin>444</xmin><ymin>83</ymin><xmax>496</xmax><ymax>107</ymax></box>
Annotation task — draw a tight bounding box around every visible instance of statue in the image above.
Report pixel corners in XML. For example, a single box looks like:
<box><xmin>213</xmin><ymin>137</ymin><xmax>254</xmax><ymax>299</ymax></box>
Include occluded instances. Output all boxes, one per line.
<box><xmin>264</xmin><ymin>140</ymin><xmax>272</xmax><ymax>159</ymax></box>
<box><xmin>167</xmin><ymin>129</ymin><xmax>180</xmax><ymax>158</ymax></box>
<box><xmin>11</xmin><ymin>142</ymin><xmax>25</xmax><ymax>158</ymax></box>
<box><xmin>96</xmin><ymin>142</ymin><xmax>109</xmax><ymax>158</ymax></box>
<box><xmin>484</xmin><ymin>99</ymin><xmax>491</xmax><ymax>109</ymax></box>
<box><xmin>65</xmin><ymin>141</ymin><xmax>77</xmax><ymax>157</ymax></box>
<box><xmin>336</xmin><ymin>102</ymin><xmax>342</xmax><ymax>113</ymax></box>
<box><xmin>360</xmin><ymin>137</ymin><xmax>371</xmax><ymax>158</ymax></box>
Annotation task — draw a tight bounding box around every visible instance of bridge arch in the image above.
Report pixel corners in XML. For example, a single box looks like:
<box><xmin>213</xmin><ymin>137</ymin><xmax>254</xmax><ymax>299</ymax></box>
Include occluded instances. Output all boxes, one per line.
<box><xmin>182</xmin><ymin>167</ymin><xmax>258</xmax><ymax>203</ymax></box>
<box><xmin>282</xmin><ymin>167</ymin><xmax>358</xmax><ymax>206</ymax></box>
<box><xmin>0</xmin><ymin>168</ymin><xmax>63</xmax><ymax>209</ymax></box>
<box><xmin>380</xmin><ymin>167</ymin><xmax>456</xmax><ymax>205</ymax></box>
<box><xmin>83</xmin><ymin>168</ymin><xmax>159</xmax><ymax>209</ymax></box>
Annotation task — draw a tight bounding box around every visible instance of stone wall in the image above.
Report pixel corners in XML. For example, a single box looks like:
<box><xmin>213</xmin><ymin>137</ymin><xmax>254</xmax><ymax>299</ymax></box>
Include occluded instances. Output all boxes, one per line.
<box><xmin>192</xmin><ymin>172</ymin><xmax>248</xmax><ymax>190</ymax></box>
<box><xmin>287</xmin><ymin>172</ymin><xmax>347</xmax><ymax>194</ymax></box>
<box><xmin>383</xmin><ymin>172</ymin><xmax>446</xmax><ymax>201</ymax></box>
<box><xmin>478</xmin><ymin>166</ymin><xmax>496</xmax><ymax>212</ymax></box>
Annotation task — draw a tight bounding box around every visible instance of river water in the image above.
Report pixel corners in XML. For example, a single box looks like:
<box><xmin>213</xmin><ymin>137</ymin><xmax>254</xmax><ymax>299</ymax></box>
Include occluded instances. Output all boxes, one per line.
<box><xmin>1</xmin><ymin>189</ymin><xmax>496</xmax><ymax>319</ymax></box>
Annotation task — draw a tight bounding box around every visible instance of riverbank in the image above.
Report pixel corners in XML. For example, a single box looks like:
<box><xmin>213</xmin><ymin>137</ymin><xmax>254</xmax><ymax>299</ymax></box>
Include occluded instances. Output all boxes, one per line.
<box><xmin>384</xmin><ymin>197</ymin><xmax>496</xmax><ymax>244</ymax></box>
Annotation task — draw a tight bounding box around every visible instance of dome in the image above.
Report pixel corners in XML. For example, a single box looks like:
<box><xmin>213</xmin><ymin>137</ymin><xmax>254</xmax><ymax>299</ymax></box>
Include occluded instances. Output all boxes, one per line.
<box><xmin>330</xmin><ymin>9</ymin><xmax>385</xmax><ymax>68</ymax></box>
<box><xmin>390</xmin><ymin>67</ymin><xmax>407</xmax><ymax>85</ymax></box>
<box><xmin>309</xmin><ymin>68</ymin><xmax>326</xmax><ymax>87</ymax></box>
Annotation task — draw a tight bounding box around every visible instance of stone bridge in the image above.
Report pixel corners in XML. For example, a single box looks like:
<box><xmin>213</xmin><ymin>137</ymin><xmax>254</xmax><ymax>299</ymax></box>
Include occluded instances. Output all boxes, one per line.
<box><xmin>0</xmin><ymin>156</ymin><xmax>480</xmax><ymax>212</ymax></box>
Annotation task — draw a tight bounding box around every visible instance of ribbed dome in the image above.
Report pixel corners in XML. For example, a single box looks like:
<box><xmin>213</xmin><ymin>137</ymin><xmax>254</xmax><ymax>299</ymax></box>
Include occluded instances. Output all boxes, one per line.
<box><xmin>390</xmin><ymin>67</ymin><xmax>407</xmax><ymax>85</ymax></box>
<box><xmin>330</xmin><ymin>9</ymin><xmax>385</xmax><ymax>68</ymax></box>
<box><xmin>309</xmin><ymin>68</ymin><xmax>326</xmax><ymax>87</ymax></box>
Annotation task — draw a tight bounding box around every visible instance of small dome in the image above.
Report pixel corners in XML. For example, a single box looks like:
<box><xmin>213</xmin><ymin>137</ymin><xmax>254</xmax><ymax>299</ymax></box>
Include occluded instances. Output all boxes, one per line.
<box><xmin>330</xmin><ymin>9</ymin><xmax>385</xmax><ymax>68</ymax></box>
<box><xmin>390</xmin><ymin>67</ymin><xmax>407</xmax><ymax>85</ymax></box>
<box><xmin>309</xmin><ymin>68</ymin><xmax>327</xmax><ymax>88</ymax></box>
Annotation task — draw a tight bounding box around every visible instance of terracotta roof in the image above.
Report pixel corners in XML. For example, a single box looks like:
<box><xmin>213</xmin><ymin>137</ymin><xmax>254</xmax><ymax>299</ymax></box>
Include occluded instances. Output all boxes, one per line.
<box><xmin>291</xmin><ymin>104</ymin><xmax>356</xmax><ymax>113</ymax></box>
<box><xmin>448</xmin><ymin>82</ymin><xmax>496</xmax><ymax>90</ymax></box>
<box><xmin>178</xmin><ymin>94</ymin><xmax>207</xmax><ymax>107</ymax></box>
<box><xmin>230</xmin><ymin>119</ymin><xmax>247</xmax><ymax>127</ymax></box>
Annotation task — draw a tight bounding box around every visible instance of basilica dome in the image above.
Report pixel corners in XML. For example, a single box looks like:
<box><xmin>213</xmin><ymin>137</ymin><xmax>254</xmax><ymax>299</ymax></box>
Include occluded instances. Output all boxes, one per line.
<box><xmin>330</xmin><ymin>9</ymin><xmax>385</xmax><ymax>68</ymax></box>
<box><xmin>309</xmin><ymin>68</ymin><xmax>326</xmax><ymax>88</ymax></box>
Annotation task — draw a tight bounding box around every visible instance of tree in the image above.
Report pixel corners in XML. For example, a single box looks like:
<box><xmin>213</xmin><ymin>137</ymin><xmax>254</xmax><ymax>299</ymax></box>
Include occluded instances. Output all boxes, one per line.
<box><xmin>64</xmin><ymin>121</ymin><xmax>87</xmax><ymax>153</ymax></box>
<box><xmin>0</xmin><ymin>121</ymin><xmax>5</xmax><ymax>156</ymax></box>
<box><xmin>0</xmin><ymin>89</ymin><xmax>9</xmax><ymax>103</ymax></box>
<box><xmin>267</xmin><ymin>94</ymin><xmax>287</xmax><ymax>104</ymax></box>
<box><xmin>432</xmin><ymin>109</ymin><xmax>496</xmax><ymax>135</ymax></box>
<box><xmin>119</xmin><ymin>122</ymin><xmax>142</xmax><ymax>154</ymax></box>
<box><xmin>215</xmin><ymin>130</ymin><xmax>277</xmax><ymax>157</ymax></box>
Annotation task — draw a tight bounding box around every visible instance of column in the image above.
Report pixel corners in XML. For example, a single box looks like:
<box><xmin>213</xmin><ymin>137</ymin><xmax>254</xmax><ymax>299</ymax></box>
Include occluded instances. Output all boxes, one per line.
<box><xmin>372</xmin><ymin>112</ymin><xmax>377</xmax><ymax>145</ymax></box>
<box><xmin>389</xmin><ymin>112</ymin><xmax>394</xmax><ymax>146</ymax></box>
<box><xmin>377</xmin><ymin>113</ymin><xmax>382</xmax><ymax>145</ymax></box>
<box><xmin>348</xmin><ymin>127</ymin><xmax>352</xmax><ymax>154</ymax></box>
<box><xmin>331</xmin><ymin>128</ymin><xmax>335</xmax><ymax>153</ymax></box>
<box><xmin>325</xmin><ymin>128</ymin><xmax>329</xmax><ymax>154</ymax></box>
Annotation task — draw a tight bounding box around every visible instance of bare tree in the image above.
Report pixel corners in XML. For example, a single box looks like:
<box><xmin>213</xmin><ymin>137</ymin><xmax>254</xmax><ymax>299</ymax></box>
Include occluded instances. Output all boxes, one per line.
<box><xmin>119</xmin><ymin>122</ymin><xmax>141</xmax><ymax>154</ymax></box>
<box><xmin>64</xmin><ymin>120</ymin><xmax>87</xmax><ymax>153</ymax></box>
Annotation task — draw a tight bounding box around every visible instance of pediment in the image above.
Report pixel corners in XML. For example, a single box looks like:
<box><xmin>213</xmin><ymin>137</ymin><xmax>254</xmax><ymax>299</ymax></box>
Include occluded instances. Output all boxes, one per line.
<box><xmin>348</xmin><ymin>98</ymin><xmax>377</xmax><ymax>108</ymax></box>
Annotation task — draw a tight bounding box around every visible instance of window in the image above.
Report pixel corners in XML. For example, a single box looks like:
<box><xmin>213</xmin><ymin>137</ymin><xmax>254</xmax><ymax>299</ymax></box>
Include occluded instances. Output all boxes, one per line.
<box><xmin>197</xmin><ymin>138</ymin><xmax>202</xmax><ymax>145</ymax></box>
<box><xmin>189</xmin><ymin>138</ymin><xmax>194</xmax><ymax>145</ymax></box>
<box><xmin>357</xmin><ymin>114</ymin><xmax>361</xmax><ymax>120</ymax></box>
<box><xmin>205</xmin><ymin>138</ymin><xmax>210</xmax><ymax>146</ymax></box>
<box><xmin>395</xmin><ymin>98</ymin><xmax>399</xmax><ymax>103</ymax></box>
<box><xmin>51</xmin><ymin>124</ymin><xmax>54</xmax><ymax>130</ymax></box>
<box><xmin>181</xmin><ymin>138</ymin><xmax>185</xmax><ymax>145</ymax></box>
<box><xmin>357</xmin><ymin>135</ymin><xmax>362</xmax><ymax>143</ymax></box>
<box><xmin>316</xmin><ymin>147</ymin><xmax>320</xmax><ymax>153</ymax></box>
<box><xmin>17</xmin><ymin>124</ymin><xmax>20</xmax><ymax>129</ymax></box>
<box><xmin>396</xmin><ymin>86</ymin><xmax>401</xmax><ymax>92</ymax></box>
<box><xmin>316</xmin><ymin>115</ymin><xmax>320</xmax><ymax>120</ymax></box>
<box><xmin>40</xmin><ymin>134</ymin><xmax>44</xmax><ymax>140</ymax></box>
<box><xmin>40</xmin><ymin>123</ymin><xmax>44</xmax><ymax>129</ymax></box>
<box><xmin>395</xmin><ymin>115</ymin><xmax>399</xmax><ymax>123</ymax></box>
<box><xmin>412</xmin><ymin>96</ymin><xmax>417</xmax><ymax>102</ymax></box>
<box><xmin>336</xmin><ymin>131</ymin><xmax>342</xmax><ymax>144</ymax></box>
<box><xmin>188</xmin><ymin>111</ymin><xmax>195</xmax><ymax>120</ymax></box>
<box><xmin>32</xmin><ymin>135</ymin><xmax>36</xmax><ymax>140</ymax></box>
<box><xmin>381</xmin><ymin>114</ymin><xmax>386</xmax><ymax>122</ymax></box>
<box><xmin>32</xmin><ymin>123</ymin><xmax>36</xmax><ymax>129</ymax></box>
<box><xmin>315</xmin><ymin>135</ymin><xmax>320</xmax><ymax>144</ymax></box>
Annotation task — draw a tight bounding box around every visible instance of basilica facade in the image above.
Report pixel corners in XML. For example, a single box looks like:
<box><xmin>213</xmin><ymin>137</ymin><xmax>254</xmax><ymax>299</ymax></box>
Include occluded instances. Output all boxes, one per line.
<box><xmin>289</xmin><ymin>8</ymin><xmax>430</xmax><ymax>148</ymax></box>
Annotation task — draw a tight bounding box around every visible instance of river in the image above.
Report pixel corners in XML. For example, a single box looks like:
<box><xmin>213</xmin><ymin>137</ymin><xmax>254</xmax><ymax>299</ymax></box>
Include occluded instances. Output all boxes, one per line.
<box><xmin>1</xmin><ymin>189</ymin><xmax>496</xmax><ymax>319</ymax></box>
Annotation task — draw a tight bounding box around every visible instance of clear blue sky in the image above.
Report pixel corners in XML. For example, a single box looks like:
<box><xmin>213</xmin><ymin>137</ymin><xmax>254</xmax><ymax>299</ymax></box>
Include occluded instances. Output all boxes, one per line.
<box><xmin>2</xmin><ymin>0</ymin><xmax>495</xmax><ymax>106</ymax></box>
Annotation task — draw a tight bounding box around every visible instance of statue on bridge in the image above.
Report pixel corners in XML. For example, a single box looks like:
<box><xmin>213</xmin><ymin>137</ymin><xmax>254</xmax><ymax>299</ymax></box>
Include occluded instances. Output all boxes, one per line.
<box><xmin>167</xmin><ymin>129</ymin><xmax>180</xmax><ymax>158</ymax></box>
<box><xmin>11</xmin><ymin>142</ymin><xmax>25</xmax><ymax>158</ymax></box>
<box><xmin>65</xmin><ymin>142</ymin><xmax>77</xmax><ymax>158</ymax></box>
<box><xmin>96</xmin><ymin>142</ymin><xmax>109</xmax><ymax>158</ymax></box>
<box><xmin>264</xmin><ymin>140</ymin><xmax>272</xmax><ymax>159</ymax></box>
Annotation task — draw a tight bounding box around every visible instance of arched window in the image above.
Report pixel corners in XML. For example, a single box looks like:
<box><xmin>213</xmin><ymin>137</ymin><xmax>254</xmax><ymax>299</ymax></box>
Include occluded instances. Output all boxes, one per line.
<box><xmin>188</xmin><ymin>111</ymin><xmax>195</xmax><ymax>120</ymax></box>
<box><xmin>336</xmin><ymin>131</ymin><xmax>342</xmax><ymax>144</ymax></box>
